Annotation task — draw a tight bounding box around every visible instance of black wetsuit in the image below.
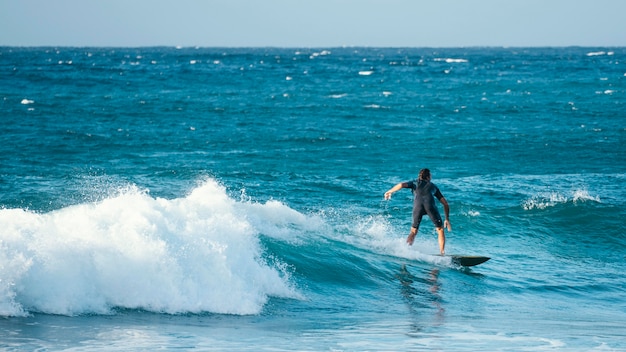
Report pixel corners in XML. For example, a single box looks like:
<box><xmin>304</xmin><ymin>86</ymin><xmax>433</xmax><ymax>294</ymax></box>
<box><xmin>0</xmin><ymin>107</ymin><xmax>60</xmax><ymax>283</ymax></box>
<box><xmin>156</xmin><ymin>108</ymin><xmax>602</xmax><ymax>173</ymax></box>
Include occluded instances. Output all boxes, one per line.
<box><xmin>403</xmin><ymin>179</ymin><xmax>444</xmax><ymax>229</ymax></box>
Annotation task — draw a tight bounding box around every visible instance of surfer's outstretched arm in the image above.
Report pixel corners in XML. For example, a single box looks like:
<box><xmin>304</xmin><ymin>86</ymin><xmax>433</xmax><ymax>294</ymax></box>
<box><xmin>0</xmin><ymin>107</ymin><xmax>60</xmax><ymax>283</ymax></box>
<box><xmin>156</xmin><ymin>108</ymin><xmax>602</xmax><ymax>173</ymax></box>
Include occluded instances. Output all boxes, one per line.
<box><xmin>384</xmin><ymin>182</ymin><xmax>407</xmax><ymax>200</ymax></box>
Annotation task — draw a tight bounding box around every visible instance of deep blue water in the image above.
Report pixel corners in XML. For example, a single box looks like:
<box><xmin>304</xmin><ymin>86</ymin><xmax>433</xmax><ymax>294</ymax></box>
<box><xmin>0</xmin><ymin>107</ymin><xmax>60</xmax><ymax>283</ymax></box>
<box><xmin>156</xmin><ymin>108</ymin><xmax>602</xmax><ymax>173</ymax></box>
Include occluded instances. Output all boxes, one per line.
<box><xmin>1</xmin><ymin>47</ymin><xmax>625</xmax><ymax>350</ymax></box>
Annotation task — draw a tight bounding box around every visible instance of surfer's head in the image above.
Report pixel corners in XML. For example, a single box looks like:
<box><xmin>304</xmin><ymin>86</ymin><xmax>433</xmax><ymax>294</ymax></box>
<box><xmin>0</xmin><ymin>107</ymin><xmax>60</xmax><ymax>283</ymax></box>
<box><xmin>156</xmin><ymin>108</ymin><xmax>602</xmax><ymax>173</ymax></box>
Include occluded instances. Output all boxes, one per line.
<box><xmin>418</xmin><ymin>168</ymin><xmax>431</xmax><ymax>181</ymax></box>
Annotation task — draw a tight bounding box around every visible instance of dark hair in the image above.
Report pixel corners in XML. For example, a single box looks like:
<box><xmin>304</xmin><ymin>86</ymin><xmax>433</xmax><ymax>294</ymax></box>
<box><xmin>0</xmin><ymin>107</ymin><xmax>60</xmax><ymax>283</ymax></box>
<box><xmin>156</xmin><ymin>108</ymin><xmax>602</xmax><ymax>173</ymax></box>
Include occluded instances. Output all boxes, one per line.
<box><xmin>418</xmin><ymin>168</ymin><xmax>431</xmax><ymax>180</ymax></box>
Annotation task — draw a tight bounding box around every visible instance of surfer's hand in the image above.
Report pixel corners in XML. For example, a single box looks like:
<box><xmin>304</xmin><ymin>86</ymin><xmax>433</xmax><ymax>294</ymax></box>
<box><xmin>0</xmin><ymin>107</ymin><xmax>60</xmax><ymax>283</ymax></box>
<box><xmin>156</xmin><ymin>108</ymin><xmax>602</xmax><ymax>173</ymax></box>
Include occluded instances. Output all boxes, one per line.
<box><xmin>444</xmin><ymin>220</ymin><xmax>451</xmax><ymax>231</ymax></box>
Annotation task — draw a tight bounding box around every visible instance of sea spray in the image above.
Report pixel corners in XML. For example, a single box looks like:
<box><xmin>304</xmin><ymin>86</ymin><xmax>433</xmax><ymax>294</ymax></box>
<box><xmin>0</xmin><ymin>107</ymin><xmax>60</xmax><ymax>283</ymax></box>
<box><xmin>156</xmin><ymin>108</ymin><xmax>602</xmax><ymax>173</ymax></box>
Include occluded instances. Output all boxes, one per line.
<box><xmin>0</xmin><ymin>180</ymin><xmax>300</xmax><ymax>316</ymax></box>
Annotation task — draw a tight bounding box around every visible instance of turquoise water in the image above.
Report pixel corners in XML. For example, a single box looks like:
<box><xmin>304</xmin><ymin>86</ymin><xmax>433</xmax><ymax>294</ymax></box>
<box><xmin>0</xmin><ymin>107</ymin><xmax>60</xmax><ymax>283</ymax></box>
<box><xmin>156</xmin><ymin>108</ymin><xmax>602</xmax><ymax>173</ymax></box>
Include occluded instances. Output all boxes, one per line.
<box><xmin>1</xmin><ymin>47</ymin><xmax>625</xmax><ymax>350</ymax></box>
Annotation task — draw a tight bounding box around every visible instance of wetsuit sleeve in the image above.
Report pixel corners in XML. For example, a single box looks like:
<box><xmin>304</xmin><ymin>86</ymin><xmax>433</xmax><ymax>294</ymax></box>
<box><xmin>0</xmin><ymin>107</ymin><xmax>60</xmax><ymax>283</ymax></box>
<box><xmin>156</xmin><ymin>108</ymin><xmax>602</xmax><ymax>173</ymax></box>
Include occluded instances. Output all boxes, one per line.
<box><xmin>402</xmin><ymin>181</ymin><xmax>416</xmax><ymax>191</ymax></box>
<box><xmin>433</xmin><ymin>185</ymin><xmax>444</xmax><ymax>200</ymax></box>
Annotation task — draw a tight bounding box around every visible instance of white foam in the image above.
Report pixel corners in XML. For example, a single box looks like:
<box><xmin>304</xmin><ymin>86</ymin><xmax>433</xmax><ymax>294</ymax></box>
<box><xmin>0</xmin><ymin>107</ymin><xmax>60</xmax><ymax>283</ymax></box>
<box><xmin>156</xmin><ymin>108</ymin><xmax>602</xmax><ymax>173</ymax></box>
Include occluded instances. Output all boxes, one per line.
<box><xmin>434</xmin><ymin>58</ymin><xmax>468</xmax><ymax>63</ymax></box>
<box><xmin>0</xmin><ymin>180</ymin><xmax>300</xmax><ymax>317</ymax></box>
<box><xmin>345</xmin><ymin>215</ymin><xmax>451</xmax><ymax>266</ymax></box>
<box><xmin>358</xmin><ymin>70</ymin><xmax>374</xmax><ymax>76</ymax></box>
<box><xmin>309</xmin><ymin>50</ymin><xmax>331</xmax><ymax>59</ymax></box>
<box><xmin>572</xmin><ymin>189</ymin><xmax>601</xmax><ymax>203</ymax></box>
<box><xmin>20</xmin><ymin>99</ymin><xmax>34</xmax><ymax>105</ymax></box>
<box><xmin>522</xmin><ymin>189</ymin><xmax>600</xmax><ymax>210</ymax></box>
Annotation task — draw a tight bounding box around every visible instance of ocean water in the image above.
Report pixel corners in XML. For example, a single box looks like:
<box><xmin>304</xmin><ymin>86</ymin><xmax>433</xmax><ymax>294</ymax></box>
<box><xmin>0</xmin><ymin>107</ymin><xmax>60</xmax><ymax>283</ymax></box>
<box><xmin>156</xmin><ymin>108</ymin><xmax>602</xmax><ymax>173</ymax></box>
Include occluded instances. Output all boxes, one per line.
<box><xmin>0</xmin><ymin>46</ymin><xmax>625</xmax><ymax>351</ymax></box>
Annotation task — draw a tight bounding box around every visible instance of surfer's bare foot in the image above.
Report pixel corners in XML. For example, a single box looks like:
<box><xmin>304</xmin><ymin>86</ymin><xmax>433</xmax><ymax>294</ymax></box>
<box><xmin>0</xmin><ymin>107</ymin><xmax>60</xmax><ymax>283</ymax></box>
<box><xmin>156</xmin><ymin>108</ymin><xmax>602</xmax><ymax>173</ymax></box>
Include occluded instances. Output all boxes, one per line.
<box><xmin>406</xmin><ymin>228</ymin><xmax>417</xmax><ymax>245</ymax></box>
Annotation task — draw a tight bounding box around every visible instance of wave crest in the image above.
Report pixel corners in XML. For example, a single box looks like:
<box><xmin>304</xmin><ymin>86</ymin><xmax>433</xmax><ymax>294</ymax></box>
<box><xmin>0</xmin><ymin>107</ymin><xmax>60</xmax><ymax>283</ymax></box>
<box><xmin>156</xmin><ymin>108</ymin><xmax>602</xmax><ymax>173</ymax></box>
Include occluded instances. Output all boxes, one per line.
<box><xmin>0</xmin><ymin>179</ymin><xmax>300</xmax><ymax>317</ymax></box>
<box><xmin>522</xmin><ymin>189</ymin><xmax>600</xmax><ymax>210</ymax></box>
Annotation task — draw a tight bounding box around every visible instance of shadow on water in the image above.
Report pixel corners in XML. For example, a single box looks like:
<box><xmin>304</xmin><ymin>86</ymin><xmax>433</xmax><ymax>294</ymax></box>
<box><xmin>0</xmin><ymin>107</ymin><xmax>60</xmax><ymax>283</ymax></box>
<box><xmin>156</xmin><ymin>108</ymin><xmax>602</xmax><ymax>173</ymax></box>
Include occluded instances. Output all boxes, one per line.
<box><xmin>396</xmin><ymin>265</ymin><xmax>444</xmax><ymax>335</ymax></box>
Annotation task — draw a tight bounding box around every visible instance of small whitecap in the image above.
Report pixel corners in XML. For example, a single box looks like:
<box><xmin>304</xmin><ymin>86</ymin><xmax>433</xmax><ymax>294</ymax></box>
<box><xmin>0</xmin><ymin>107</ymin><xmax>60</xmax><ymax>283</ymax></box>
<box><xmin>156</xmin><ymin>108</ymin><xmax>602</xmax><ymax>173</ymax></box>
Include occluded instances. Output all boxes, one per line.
<box><xmin>330</xmin><ymin>94</ymin><xmax>347</xmax><ymax>99</ymax></box>
<box><xmin>359</xmin><ymin>70</ymin><xmax>374</xmax><ymax>76</ymax></box>
<box><xmin>572</xmin><ymin>189</ymin><xmax>601</xmax><ymax>203</ymax></box>
<box><xmin>285</xmin><ymin>76</ymin><xmax>293</xmax><ymax>81</ymax></box>
<box><xmin>586</xmin><ymin>51</ymin><xmax>606</xmax><ymax>56</ymax></box>
<box><xmin>382</xmin><ymin>91</ymin><xmax>392</xmax><ymax>97</ymax></box>
<box><xmin>604</xmin><ymin>90</ymin><xmax>614</xmax><ymax>95</ymax></box>
<box><xmin>21</xmin><ymin>99</ymin><xmax>34</xmax><ymax>105</ymax></box>
<box><xmin>190</xmin><ymin>60</ymin><xmax>197</xmax><ymax>65</ymax></box>
<box><xmin>434</xmin><ymin>58</ymin><xmax>468</xmax><ymax>63</ymax></box>
<box><xmin>310</xmin><ymin>51</ymin><xmax>331</xmax><ymax>58</ymax></box>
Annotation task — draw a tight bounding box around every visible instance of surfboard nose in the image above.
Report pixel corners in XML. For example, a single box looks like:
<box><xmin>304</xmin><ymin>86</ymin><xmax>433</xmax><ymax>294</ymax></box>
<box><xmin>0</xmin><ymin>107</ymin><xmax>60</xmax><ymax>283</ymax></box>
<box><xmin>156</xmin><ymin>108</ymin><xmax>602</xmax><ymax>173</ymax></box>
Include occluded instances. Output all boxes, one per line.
<box><xmin>449</xmin><ymin>255</ymin><xmax>490</xmax><ymax>267</ymax></box>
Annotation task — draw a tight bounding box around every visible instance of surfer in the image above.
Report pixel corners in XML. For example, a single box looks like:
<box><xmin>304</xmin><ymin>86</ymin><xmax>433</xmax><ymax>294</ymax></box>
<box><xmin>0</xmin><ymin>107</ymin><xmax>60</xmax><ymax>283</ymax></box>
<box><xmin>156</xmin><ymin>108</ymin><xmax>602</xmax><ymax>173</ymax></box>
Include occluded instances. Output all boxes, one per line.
<box><xmin>384</xmin><ymin>168</ymin><xmax>451</xmax><ymax>255</ymax></box>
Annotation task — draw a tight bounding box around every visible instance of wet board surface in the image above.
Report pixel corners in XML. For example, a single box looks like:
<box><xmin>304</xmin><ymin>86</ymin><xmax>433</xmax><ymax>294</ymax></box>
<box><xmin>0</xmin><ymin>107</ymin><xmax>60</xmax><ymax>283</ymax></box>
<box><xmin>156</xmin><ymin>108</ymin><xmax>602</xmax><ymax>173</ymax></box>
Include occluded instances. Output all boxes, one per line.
<box><xmin>448</xmin><ymin>255</ymin><xmax>490</xmax><ymax>267</ymax></box>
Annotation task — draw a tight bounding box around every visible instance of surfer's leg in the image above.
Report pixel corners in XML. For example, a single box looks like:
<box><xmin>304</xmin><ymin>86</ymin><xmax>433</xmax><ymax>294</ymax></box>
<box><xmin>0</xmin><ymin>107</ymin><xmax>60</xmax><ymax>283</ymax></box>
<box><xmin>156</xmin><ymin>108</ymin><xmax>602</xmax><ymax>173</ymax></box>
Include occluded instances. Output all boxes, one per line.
<box><xmin>408</xmin><ymin>207</ymin><xmax>426</xmax><ymax>245</ymax></box>
<box><xmin>423</xmin><ymin>204</ymin><xmax>445</xmax><ymax>254</ymax></box>
<box><xmin>407</xmin><ymin>226</ymin><xmax>418</xmax><ymax>245</ymax></box>
<box><xmin>425</xmin><ymin>205</ymin><xmax>443</xmax><ymax>229</ymax></box>
<box><xmin>436</xmin><ymin>226</ymin><xmax>445</xmax><ymax>255</ymax></box>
